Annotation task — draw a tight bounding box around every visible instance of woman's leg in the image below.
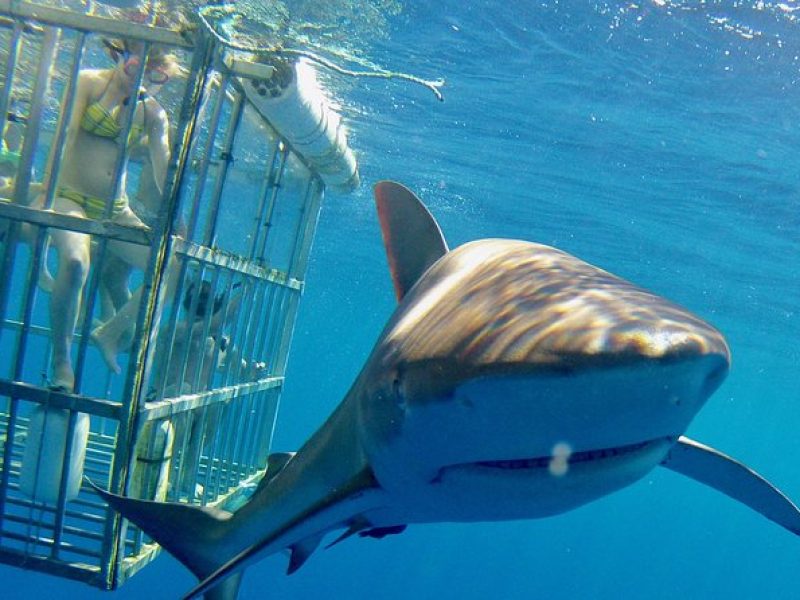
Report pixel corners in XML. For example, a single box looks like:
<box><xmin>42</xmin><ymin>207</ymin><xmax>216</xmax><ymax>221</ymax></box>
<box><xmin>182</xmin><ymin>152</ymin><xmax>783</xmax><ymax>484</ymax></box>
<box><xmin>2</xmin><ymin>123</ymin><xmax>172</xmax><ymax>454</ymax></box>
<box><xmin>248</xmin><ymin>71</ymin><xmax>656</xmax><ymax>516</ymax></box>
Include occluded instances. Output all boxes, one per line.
<box><xmin>91</xmin><ymin>207</ymin><xmax>177</xmax><ymax>373</ymax></box>
<box><xmin>47</xmin><ymin>198</ymin><xmax>91</xmax><ymax>390</ymax></box>
<box><xmin>98</xmin><ymin>255</ymin><xmax>133</xmax><ymax>322</ymax></box>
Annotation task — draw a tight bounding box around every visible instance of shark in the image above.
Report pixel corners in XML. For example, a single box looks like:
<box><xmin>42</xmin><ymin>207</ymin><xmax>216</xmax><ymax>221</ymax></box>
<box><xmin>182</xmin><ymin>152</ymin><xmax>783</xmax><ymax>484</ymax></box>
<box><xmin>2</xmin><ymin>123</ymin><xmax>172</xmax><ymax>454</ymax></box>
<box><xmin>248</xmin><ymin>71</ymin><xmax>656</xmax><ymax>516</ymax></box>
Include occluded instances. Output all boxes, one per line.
<box><xmin>93</xmin><ymin>181</ymin><xmax>800</xmax><ymax>599</ymax></box>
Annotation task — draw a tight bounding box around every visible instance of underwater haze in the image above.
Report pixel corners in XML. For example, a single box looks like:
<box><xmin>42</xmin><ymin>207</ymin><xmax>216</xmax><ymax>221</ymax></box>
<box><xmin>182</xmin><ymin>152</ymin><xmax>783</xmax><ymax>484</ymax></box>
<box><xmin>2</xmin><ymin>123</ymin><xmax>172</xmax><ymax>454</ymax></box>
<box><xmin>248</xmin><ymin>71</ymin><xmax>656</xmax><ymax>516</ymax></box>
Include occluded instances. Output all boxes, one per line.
<box><xmin>4</xmin><ymin>0</ymin><xmax>800</xmax><ymax>598</ymax></box>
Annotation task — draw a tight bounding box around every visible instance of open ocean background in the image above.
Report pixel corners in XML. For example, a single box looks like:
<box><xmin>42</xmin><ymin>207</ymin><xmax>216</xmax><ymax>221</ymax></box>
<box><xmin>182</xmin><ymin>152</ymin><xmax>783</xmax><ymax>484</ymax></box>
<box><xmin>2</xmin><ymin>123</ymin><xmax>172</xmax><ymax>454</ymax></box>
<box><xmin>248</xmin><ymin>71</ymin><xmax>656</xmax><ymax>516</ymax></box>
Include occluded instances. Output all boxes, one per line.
<box><xmin>3</xmin><ymin>1</ymin><xmax>800</xmax><ymax>598</ymax></box>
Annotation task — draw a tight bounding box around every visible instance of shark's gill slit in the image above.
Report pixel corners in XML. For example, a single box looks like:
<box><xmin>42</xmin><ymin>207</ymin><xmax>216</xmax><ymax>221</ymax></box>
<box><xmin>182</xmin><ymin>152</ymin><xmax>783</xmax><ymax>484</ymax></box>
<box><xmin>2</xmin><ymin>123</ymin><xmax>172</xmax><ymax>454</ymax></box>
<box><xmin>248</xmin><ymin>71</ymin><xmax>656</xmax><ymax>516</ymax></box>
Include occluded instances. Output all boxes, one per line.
<box><xmin>392</xmin><ymin>375</ymin><xmax>405</xmax><ymax>407</ymax></box>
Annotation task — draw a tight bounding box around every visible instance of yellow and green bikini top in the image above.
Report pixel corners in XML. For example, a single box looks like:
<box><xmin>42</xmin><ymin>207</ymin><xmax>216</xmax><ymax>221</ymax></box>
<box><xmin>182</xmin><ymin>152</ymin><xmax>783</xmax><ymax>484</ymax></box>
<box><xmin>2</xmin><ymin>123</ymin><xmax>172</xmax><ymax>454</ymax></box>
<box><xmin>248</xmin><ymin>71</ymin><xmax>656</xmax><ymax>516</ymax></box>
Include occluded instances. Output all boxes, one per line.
<box><xmin>80</xmin><ymin>89</ymin><xmax>148</xmax><ymax>146</ymax></box>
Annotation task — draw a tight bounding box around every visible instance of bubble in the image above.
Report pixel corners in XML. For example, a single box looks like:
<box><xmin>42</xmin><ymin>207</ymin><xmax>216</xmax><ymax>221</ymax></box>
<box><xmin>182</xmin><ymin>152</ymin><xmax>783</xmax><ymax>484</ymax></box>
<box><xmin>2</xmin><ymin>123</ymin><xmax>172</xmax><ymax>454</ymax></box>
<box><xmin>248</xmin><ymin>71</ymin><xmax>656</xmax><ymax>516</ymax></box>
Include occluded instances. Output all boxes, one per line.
<box><xmin>548</xmin><ymin>442</ymin><xmax>572</xmax><ymax>477</ymax></box>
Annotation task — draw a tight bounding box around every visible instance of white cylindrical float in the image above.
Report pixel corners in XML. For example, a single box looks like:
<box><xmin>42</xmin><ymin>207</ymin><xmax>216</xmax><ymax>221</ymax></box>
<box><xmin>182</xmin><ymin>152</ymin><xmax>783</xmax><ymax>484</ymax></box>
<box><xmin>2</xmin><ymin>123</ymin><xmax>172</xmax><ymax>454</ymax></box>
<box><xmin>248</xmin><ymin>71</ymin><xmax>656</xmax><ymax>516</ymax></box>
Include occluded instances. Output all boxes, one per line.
<box><xmin>129</xmin><ymin>419</ymin><xmax>174</xmax><ymax>501</ymax></box>
<box><xmin>20</xmin><ymin>406</ymin><xmax>90</xmax><ymax>504</ymax></box>
<box><xmin>240</xmin><ymin>58</ymin><xmax>360</xmax><ymax>194</ymax></box>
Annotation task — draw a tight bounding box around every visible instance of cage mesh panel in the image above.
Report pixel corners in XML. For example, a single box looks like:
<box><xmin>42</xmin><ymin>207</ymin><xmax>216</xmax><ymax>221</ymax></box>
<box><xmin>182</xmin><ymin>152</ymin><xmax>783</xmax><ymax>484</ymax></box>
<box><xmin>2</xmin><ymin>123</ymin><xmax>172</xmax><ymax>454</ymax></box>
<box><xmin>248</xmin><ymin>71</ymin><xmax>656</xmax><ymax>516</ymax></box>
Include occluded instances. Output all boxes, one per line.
<box><xmin>0</xmin><ymin>3</ymin><xmax>325</xmax><ymax>589</ymax></box>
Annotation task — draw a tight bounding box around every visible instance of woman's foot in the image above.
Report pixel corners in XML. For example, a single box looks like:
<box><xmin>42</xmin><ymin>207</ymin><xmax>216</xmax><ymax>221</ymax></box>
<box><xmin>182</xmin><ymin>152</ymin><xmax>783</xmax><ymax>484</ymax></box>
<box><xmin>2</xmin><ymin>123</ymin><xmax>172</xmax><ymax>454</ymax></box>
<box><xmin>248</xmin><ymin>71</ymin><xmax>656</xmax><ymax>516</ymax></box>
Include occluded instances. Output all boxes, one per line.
<box><xmin>90</xmin><ymin>322</ymin><xmax>122</xmax><ymax>374</ymax></box>
<box><xmin>51</xmin><ymin>361</ymin><xmax>75</xmax><ymax>392</ymax></box>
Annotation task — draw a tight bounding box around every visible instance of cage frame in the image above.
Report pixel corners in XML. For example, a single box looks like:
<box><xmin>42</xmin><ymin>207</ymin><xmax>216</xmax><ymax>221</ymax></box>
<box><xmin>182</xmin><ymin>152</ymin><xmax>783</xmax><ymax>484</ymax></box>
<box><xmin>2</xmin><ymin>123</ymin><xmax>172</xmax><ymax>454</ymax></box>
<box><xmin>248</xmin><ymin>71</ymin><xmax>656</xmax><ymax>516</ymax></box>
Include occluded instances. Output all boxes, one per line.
<box><xmin>0</xmin><ymin>1</ymin><xmax>332</xmax><ymax>589</ymax></box>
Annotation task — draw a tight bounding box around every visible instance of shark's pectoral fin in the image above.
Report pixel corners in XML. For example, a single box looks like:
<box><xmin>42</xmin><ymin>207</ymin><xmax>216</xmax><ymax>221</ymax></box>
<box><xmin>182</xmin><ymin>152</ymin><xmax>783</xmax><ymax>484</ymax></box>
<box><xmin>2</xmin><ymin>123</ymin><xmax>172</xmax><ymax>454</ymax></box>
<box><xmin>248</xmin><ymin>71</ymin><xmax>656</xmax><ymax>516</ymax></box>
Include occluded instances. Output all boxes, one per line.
<box><xmin>374</xmin><ymin>181</ymin><xmax>448</xmax><ymax>301</ymax></box>
<box><xmin>661</xmin><ymin>437</ymin><xmax>800</xmax><ymax>536</ymax></box>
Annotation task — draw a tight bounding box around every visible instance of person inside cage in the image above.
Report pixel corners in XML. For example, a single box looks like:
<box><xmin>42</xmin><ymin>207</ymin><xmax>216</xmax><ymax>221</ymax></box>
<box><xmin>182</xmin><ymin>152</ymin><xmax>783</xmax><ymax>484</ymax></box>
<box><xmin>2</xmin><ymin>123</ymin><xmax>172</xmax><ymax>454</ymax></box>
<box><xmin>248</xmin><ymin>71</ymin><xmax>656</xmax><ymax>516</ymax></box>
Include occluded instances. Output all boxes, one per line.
<box><xmin>30</xmin><ymin>38</ymin><xmax>181</xmax><ymax>391</ymax></box>
<box><xmin>93</xmin><ymin>128</ymin><xmax>178</xmax><ymax>329</ymax></box>
<box><xmin>146</xmin><ymin>278</ymin><xmax>269</xmax><ymax>500</ymax></box>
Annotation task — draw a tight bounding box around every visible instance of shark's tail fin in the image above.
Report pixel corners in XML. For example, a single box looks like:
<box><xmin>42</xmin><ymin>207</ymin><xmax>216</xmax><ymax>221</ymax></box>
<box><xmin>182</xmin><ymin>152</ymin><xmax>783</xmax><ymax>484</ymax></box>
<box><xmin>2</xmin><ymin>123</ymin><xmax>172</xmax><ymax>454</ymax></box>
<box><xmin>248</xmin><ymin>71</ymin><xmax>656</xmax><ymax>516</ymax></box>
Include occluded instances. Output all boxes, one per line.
<box><xmin>90</xmin><ymin>481</ymin><xmax>241</xmax><ymax>600</ymax></box>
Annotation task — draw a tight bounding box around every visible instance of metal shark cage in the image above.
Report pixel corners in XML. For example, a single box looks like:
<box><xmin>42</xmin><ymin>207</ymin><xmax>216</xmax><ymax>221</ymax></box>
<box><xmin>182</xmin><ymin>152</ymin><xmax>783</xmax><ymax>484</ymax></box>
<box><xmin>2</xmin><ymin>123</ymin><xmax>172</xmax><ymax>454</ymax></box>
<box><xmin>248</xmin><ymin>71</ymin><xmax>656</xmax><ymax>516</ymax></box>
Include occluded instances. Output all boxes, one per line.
<box><xmin>0</xmin><ymin>1</ymin><xmax>357</xmax><ymax>590</ymax></box>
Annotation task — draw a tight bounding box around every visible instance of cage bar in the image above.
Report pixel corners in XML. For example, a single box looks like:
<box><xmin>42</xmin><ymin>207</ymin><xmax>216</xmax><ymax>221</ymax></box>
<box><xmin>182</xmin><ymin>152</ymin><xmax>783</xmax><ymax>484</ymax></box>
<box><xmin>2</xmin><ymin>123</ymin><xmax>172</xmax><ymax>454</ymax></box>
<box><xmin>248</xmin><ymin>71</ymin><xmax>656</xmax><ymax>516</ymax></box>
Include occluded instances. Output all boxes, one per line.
<box><xmin>0</xmin><ymin>1</ymin><xmax>357</xmax><ymax>589</ymax></box>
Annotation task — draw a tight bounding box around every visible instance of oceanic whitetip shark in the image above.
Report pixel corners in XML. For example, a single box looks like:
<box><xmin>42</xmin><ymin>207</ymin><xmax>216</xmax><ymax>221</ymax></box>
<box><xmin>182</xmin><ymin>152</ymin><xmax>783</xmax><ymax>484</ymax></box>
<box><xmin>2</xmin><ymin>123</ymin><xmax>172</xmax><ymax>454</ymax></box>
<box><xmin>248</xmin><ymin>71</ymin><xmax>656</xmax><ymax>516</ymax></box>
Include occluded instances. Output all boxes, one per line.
<box><xmin>93</xmin><ymin>181</ymin><xmax>800</xmax><ymax>599</ymax></box>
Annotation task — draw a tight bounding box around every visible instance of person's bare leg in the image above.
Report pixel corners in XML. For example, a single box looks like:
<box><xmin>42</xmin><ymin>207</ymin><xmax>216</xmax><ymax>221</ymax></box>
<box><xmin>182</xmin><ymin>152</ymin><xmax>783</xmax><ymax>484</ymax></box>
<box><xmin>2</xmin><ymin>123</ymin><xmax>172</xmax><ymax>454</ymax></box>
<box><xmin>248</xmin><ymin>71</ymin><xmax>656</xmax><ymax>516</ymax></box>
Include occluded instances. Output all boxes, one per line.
<box><xmin>91</xmin><ymin>291</ymin><xmax>137</xmax><ymax>372</ymax></box>
<box><xmin>97</xmin><ymin>254</ymin><xmax>132</xmax><ymax>320</ymax></box>
<box><xmin>91</xmin><ymin>210</ymin><xmax>175</xmax><ymax>373</ymax></box>
<box><xmin>49</xmin><ymin>225</ymin><xmax>91</xmax><ymax>388</ymax></box>
<box><xmin>92</xmin><ymin>261</ymin><xmax>180</xmax><ymax>372</ymax></box>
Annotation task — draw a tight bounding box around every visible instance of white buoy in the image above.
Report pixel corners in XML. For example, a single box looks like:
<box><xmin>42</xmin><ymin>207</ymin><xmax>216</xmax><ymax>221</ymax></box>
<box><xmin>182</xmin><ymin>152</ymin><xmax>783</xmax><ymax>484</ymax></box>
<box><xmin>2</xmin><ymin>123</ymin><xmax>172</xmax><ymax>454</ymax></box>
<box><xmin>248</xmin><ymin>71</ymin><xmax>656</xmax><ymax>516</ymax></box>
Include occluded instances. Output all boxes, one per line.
<box><xmin>241</xmin><ymin>58</ymin><xmax>360</xmax><ymax>193</ymax></box>
<box><xmin>129</xmin><ymin>419</ymin><xmax>174</xmax><ymax>501</ymax></box>
<box><xmin>20</xmin><ymin>406</ymin><xmax>90</xmax><ymax>504</ymax></box>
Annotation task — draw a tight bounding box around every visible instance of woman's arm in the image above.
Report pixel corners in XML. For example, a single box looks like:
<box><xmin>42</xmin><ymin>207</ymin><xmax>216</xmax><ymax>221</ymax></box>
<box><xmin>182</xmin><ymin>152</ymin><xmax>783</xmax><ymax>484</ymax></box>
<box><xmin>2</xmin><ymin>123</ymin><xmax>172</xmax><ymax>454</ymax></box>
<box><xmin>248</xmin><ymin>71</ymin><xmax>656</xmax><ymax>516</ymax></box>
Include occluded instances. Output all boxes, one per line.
<box><xmin>49</xmin><ymin>69</ymin><xmax>94</xmax><ymax>182</ymax></box>
<box><xmin>144</xmin><ymin>99</ymin><xmax>171</xmax><ymax>196</ymax></box>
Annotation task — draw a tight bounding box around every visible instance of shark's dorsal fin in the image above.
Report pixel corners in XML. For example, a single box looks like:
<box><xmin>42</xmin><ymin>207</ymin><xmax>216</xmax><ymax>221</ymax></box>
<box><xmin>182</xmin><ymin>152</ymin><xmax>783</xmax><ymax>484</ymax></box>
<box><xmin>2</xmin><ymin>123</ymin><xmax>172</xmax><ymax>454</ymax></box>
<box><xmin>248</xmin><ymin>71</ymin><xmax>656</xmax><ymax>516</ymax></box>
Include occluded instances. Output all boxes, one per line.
<box><xmin>661</xmin><ymin>436</ymin><xmax>800</xmax><ymax>535</ymax></box>
<box><xmin>374</xmin><ymin>181</ymin><xmax>449</xmax><ymax>301</ymax></box>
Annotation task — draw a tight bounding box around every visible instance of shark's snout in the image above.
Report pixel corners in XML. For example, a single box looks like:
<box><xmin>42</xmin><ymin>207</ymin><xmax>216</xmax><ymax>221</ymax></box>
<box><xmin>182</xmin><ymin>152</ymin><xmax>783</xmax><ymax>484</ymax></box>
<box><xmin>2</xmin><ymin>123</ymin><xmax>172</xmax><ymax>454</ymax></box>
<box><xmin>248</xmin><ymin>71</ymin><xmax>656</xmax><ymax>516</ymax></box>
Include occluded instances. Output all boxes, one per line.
<box><xmin>362</xmin><ymin>344</ymin><xmax>729</xmax><ymax>516</ymax></box>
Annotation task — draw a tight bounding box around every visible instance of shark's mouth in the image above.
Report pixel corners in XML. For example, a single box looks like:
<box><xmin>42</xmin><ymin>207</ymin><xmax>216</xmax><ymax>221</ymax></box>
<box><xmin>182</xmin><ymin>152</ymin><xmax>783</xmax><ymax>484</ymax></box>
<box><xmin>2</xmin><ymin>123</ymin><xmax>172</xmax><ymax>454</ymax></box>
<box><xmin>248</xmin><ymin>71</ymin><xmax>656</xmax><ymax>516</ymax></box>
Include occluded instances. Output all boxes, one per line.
<box><xmin>469</xmin><ymin>438</ymin><xmax>665</xmax><ymax>471</ymax></box>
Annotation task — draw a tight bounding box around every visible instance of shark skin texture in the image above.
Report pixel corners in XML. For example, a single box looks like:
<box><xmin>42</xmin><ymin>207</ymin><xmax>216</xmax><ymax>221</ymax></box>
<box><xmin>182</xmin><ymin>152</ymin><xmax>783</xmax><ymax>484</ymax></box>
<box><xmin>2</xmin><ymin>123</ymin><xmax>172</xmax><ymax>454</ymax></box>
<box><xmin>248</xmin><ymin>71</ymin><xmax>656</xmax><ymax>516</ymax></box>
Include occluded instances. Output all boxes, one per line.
<box><xmin>92</xmin><ymin>181</ymin><xmax>800</xmax><ymax>600</ymax></box>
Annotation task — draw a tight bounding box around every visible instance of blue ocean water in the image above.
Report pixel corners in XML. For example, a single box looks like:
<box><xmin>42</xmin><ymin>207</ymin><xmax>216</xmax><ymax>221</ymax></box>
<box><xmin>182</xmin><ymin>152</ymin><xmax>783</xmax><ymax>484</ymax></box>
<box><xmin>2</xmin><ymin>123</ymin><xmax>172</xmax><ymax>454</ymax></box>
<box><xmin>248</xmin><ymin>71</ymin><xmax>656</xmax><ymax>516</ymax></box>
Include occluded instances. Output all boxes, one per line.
<box><xmin>4</xmin><ymin>1</ymin><xmax>800</xmax><ymax>598</ymax></box>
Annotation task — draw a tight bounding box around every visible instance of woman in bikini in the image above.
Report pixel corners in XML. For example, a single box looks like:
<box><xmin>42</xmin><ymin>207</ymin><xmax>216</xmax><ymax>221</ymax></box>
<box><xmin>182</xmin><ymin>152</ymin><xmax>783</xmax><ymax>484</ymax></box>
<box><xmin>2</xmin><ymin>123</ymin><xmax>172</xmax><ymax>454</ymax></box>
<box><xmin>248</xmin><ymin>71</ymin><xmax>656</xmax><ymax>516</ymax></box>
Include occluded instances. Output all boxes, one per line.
<box><xmin>40</xmin><ymin>39</ymin><xmax>179</xmax><ymax>391</ymax></box>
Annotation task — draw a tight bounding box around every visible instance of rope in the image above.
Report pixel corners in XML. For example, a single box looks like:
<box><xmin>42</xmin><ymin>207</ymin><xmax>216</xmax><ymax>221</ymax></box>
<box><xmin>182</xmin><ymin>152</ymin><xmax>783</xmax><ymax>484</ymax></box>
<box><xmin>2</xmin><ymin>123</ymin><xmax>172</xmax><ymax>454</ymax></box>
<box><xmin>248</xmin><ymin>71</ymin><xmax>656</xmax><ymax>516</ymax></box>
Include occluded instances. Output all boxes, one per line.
<box><xmin>196</xmin><ymin>4</ymin><xmax>445</xmax><ymax>102</ymax></box>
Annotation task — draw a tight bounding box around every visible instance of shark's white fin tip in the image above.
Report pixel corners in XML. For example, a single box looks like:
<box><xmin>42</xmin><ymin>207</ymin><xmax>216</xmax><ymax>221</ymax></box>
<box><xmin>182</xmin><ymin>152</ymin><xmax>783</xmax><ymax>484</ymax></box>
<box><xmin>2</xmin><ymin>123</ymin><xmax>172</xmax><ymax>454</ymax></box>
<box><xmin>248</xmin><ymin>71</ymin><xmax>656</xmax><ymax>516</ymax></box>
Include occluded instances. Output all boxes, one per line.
<box><xmin>662</xmin><ymin>436</ymin><xmax>800</xmax><ymax>536</ymax></box>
